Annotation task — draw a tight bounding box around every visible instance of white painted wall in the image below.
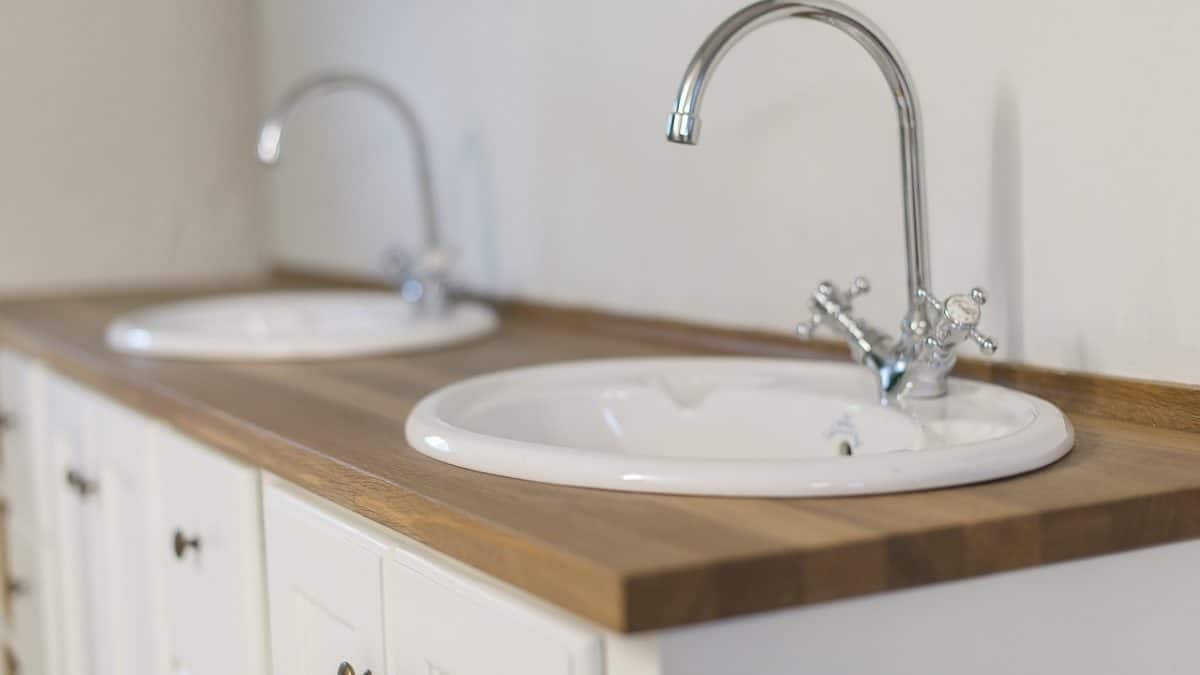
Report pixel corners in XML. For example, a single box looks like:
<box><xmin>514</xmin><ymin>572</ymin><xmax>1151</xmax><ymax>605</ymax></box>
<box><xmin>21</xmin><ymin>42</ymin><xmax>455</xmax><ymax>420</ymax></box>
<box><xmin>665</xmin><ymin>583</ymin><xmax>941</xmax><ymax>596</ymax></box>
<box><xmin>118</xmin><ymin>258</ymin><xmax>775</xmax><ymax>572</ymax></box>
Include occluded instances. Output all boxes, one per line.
<box><xmin>257</xmin><ymin>0</ymin><xmax>1200</xmax><ymax>384</ymax></box>
<box><xmin>0</xmin><ymin>1</ymin><xmax>265</xmax><ymax>295</ymax></box>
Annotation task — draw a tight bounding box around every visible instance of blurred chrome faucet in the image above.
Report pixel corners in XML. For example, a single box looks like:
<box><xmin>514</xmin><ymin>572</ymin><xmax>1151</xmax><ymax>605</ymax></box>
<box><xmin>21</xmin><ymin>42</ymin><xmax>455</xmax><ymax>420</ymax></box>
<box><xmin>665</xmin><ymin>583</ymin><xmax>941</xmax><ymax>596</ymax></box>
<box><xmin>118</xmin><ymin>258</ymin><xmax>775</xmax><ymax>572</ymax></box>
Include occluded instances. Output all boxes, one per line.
<box><xmin>666</xmin><ymin>0</ymin><xmax>996</xmax><ymax>401</ymax></box>
<box><xmin>257</xmin><ymin>71</ymin><xmax>451</xmax><ymax>314</ymax></box>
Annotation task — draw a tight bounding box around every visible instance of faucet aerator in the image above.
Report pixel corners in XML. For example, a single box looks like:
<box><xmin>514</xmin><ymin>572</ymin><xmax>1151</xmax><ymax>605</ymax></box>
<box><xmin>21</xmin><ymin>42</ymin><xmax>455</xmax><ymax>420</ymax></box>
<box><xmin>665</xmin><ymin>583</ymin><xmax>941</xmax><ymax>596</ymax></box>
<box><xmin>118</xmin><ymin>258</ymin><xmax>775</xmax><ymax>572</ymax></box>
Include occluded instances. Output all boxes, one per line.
<box><xmin>666</xmin><ymin>112</ymin><xmax>701</xmax><ymax>144</ymax></box>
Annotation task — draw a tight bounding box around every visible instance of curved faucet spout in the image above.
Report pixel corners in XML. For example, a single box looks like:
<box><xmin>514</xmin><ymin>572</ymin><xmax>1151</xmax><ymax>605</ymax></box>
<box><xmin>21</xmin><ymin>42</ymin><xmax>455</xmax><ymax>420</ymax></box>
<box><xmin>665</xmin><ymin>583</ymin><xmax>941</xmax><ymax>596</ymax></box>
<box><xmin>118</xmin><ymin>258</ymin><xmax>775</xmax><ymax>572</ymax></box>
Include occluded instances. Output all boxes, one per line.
<box><xmin>665</xmin><ymin>0</ymin><xmax>929</xmax><ymax>304</ymax></box>
<box><xmin>257</xmin><ymin>71</ymin><xmax>442</xmax><ymax>253</ymax></box>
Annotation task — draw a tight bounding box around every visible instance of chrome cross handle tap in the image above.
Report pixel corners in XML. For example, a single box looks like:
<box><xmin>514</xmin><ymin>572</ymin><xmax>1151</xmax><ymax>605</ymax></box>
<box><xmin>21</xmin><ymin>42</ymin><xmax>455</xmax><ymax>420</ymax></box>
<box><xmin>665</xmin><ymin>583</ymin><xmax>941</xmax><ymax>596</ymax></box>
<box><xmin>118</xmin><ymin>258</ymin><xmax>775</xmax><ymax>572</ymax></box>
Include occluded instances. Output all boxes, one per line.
<box><xmin>381</xmin><ymin>245</ymin><xmax>454</xmax><ymax>315</ymax></box>
<box><xmin>796</xmin><ymin>276</ymin><xmax>908</xmax><ymax>399</ymax></box>
<box><xmin>797</xmin><ymin>278</ymin><xmax>998</xmax><ymax>401</ymax></box>
<box><xmin>665</xmin><ymin>0</ymin><xmax>1001</xmax><ymax>402</ymax></box>
<box><xmin>903</xmin><ymin>287</ymin><xmax>998</xmax><ymax>395</ymax></box>
<box><xmin>919</xmin><ymin>287</ymin><xmax>998</xmax><ymax>358</ymax></box>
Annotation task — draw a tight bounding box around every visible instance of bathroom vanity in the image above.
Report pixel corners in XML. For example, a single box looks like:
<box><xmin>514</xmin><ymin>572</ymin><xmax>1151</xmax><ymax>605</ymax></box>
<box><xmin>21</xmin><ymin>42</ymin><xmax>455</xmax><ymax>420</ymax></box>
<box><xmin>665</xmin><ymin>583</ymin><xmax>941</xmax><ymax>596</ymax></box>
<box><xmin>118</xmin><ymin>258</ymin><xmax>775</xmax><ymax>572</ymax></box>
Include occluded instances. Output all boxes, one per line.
<box><xmin>1</xmin><ymin>280</ymin><xmax>1199</xmax><ymax>675</ymax></box>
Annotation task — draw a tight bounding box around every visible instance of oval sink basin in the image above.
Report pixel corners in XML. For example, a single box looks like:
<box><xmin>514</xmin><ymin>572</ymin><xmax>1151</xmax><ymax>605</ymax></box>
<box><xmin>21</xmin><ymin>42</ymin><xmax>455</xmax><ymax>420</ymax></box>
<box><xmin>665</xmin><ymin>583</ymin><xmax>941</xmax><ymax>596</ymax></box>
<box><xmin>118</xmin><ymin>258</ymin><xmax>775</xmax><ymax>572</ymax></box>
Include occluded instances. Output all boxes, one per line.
<box><xmin>406</xmin><ymin>358</ymin><xmax>1074</xmax><ymax>497</ymax></box>
<box><xmin>107</xmin><ymin>290</ymin><xmax>497</xmax><ymax>361</ymax></box>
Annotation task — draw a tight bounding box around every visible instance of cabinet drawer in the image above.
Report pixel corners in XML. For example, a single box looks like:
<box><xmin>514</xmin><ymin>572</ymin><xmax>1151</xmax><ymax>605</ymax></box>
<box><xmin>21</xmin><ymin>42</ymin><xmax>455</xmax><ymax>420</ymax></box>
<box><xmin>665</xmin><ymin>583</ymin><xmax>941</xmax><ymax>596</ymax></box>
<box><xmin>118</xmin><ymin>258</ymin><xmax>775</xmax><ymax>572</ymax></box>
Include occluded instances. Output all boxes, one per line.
<box><xmin>156</xmin><ymin>427</ymin><xmax>266</xmax><ymax>675</ymax></box>
<box><xmin>263</xmin><ymin>479</ymin><xmax>388</xmax><ymax>675</ymax></box>
<box><xmin>383</xmin><ymin>535</ymin><xmax>603</xmax><ymax>675</ymax></box>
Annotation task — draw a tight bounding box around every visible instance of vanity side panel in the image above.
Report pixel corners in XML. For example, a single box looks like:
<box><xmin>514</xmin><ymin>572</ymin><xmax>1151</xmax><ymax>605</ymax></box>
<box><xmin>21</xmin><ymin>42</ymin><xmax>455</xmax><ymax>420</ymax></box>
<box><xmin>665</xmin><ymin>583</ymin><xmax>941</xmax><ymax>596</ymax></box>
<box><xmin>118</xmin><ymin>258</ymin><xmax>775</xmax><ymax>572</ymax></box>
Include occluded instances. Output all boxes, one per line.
<box><xmin>652</xmin><ymin>539</ymin><xmax>1200</xmax><ymax>675</ymax></box>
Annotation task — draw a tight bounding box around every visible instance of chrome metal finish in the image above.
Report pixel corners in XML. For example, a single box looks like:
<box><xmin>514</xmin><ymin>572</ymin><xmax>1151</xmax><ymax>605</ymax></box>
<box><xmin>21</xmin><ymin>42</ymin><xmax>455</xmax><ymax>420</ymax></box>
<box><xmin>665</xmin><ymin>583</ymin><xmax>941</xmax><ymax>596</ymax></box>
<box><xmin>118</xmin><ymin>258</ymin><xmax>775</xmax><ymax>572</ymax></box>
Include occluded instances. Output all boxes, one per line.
<box><xmin>64</xmin><ymin>468</ymin><xmax>96</xmax><ymax>498</ymax></box>
<box><xmin>667</xmin><ymin>0</ymin><xmax>997</xmax><ymax>401</ymax></box>
<box><xmin>337</xmin><ymin>662</ymin><xmax>371</xmax><ymax>675</ymax></box>
<box><xmin>380</xmin><ymin>245</ymin><xmax>453</xmax><ymax>315</ymax></box>
<box><xmin>667</xmin><ymin>0</ymin><xmax>928</xmax><ymax>300</ymax></box>
<box><xmin>257</xmin><ymin>71</ymin><xmax>450</xmax><ymax>315</ymax></box>
<box><xmin>172</xmin><ymin>529</ymin><xmax>201</xmax><ymax>559</ymax></box>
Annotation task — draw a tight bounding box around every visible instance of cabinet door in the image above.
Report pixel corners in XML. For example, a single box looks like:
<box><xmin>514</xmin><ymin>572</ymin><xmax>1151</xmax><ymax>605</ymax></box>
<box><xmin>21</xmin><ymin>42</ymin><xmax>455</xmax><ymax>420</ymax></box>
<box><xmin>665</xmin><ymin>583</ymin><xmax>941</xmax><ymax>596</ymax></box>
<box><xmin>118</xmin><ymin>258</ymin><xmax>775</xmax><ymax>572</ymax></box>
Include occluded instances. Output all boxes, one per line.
<box><xmin>263</xmin><ymin>479</ymin><xmax>387</xmax><ymax>675</ymax></box>
<box><xmin>45</xmin><ymin>371</ymin><xmax>103</xmax><ymax>675</ymax></box>
<box><xmin>88</xmin><ymin>395</ymin><xmax>167</xmax><ymax>675</ymax></box>
<box><xmin>156</xmin><ymin>427</ymin><xmax>266</xmax><ymax>675</ymax></box>
<box><xmin>5</xmin><ymin>524</ymin><xmax>47</xmax><ymax>675</ymax></box>
<box><xmin>0</xmin><ymin>351</ymin><xmax>45</xmax><ymax>532</ymax></box>
<box><xmin>383</xmin><ymin>546</ymin><xmax>603</xmax><ymax>675</ymax></box>
<box><xmin>48</xmin><ymin>377</ymin><xmax>163</xmax><ymax>675</ymax></box>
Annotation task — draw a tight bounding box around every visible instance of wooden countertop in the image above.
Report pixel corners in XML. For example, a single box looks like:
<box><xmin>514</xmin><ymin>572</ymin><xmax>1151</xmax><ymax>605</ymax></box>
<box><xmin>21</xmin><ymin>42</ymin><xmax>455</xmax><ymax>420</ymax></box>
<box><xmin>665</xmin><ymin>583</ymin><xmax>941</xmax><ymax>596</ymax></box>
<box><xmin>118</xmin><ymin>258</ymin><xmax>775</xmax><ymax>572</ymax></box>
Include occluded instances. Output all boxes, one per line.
<box><xmin>3</xmin><ymin>278</ymin><xmax>1200</xmax><ymax>633</ymax></box>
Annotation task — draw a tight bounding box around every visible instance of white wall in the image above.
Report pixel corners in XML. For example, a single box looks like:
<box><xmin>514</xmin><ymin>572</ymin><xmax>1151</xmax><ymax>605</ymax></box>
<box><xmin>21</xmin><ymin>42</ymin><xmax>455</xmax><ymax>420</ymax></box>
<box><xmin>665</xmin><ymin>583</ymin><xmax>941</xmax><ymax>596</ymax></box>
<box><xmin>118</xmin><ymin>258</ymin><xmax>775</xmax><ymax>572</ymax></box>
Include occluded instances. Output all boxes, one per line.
<box><xmin>0</xmin><ymin>1</ymin><xmax>265</xmax><ymax>295</ymax></box>
<box><xmin>257</xmin><ymin>0</ymin><xmax>1200</xmax><ymax>384</ymax></box>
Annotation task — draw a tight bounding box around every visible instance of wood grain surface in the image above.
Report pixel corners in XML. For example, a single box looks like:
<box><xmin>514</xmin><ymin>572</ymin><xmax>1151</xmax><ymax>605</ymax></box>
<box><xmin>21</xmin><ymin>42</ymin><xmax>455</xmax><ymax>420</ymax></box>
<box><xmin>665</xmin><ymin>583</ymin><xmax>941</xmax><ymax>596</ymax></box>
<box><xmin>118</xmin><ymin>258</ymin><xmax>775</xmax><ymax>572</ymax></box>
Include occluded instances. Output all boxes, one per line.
<box><xmin>2</xmin><ymin>276</ymin><xmax>1199</xmax><ymax>632</ymax></box>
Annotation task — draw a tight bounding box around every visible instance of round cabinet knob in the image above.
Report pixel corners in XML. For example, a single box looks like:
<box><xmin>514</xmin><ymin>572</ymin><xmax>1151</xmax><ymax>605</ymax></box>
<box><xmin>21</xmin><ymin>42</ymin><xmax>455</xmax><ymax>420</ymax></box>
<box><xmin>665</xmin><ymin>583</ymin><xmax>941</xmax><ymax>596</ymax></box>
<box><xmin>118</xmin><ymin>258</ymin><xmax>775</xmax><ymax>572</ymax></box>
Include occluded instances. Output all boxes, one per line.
<box><xmin>64</xmin><ymin>469</ymin><xmax>96</xmax><ymax>497</ymax></box>
<box><xmin>172</xmin><ymin>530</ymin><xmax>201</xmax><ymax>559</ymax></box>
<box><xmin>337</xmin><ymin>663</ymin><xmax>371</xmax><ymax>675</ymax></box>
<box><xmin>5</xmin><ymin>577</ymin><xmax>27</xmax><ymax>597</ymax></box>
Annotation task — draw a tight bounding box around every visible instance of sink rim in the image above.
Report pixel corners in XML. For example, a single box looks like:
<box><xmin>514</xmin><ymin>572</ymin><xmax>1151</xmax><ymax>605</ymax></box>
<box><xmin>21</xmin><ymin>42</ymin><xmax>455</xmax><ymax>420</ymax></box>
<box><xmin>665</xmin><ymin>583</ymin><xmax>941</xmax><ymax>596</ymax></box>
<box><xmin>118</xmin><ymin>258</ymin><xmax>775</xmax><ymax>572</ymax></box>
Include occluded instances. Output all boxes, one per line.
<box><xmin>105</xmin><ymin>290</ymin><xmax>498</xmax><ymax>361</ymax></box>
<box><xmin>405</xmin><ymin>357</ymin><xmax>1075</xmax><ymax>497</ymax></box>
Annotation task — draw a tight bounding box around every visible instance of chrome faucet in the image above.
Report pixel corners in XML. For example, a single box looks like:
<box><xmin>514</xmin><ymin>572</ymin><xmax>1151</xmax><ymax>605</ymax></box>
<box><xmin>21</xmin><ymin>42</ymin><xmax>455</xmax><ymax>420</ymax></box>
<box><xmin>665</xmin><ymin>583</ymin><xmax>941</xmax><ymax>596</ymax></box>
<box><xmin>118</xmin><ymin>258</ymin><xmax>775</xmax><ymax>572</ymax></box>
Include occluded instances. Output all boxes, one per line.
<box><xmin>257</xmin><ymin>71</ymin><xmax>451</xmax><ymax>314</ymax></box>
<box><xmin>666</xmin><ymin>0</ymin><xmax>996</xmax><ymax>401</ymax></box>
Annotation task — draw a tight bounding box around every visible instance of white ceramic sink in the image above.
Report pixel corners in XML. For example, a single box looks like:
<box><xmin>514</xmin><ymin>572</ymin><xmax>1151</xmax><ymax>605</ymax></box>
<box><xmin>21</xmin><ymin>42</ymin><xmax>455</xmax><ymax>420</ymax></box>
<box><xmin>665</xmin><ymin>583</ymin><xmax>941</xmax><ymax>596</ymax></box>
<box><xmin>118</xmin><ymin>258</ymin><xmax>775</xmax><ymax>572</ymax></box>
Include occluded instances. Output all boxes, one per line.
<box><xmin>106</xmin><ymin>290</ymin><xmax>497</xmax><ymax>361</ymax></box>
<box><xmin>406</xmin><ymin>358</ymin><xmax>1074</xmax><ymax>497</ymax></box>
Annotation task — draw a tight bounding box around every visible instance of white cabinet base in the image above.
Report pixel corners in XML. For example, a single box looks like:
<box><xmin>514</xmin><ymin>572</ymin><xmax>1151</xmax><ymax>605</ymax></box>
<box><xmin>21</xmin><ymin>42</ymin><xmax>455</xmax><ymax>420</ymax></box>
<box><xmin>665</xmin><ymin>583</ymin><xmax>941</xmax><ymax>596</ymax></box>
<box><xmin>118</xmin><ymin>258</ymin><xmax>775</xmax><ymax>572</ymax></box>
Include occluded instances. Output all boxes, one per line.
<box><xmin>156</xmin><ymin>426</ymin><xmax>267</xmax><ymax>675</ymax></box>
<box><xmin>263</xmin><ymin>478</ymin><xmax>389</xmax><ymax>675</ymax></box>
<box><xmin>609</xmin><ymin>539</ymin><xmax>1200</xmax><ymax>675</ymax></box>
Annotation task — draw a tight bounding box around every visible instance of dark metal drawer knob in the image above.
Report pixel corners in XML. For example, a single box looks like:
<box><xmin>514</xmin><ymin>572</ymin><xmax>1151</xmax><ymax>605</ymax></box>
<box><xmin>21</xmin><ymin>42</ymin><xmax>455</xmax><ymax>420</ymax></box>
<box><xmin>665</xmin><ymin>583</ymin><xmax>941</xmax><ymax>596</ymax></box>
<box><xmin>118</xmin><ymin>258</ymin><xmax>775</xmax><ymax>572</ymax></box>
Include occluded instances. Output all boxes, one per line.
<box><xmin>172</xmin><ymin>530</ymin><xmax>201</xmax><ymax>559</ymax></box>
<box><xmin>337</xmin><ymin>662</ymin><xmax>371</xmax><ymax>675</ymax></box>
<box><xmin>64</xmin><ymin>469</ymin><xmax>96</xmax><ymax>497</ymax></box>
<box><xmin>5</xmin><ymin>577</ymin><xmax>27</xmax><ymax>597</ymax></box>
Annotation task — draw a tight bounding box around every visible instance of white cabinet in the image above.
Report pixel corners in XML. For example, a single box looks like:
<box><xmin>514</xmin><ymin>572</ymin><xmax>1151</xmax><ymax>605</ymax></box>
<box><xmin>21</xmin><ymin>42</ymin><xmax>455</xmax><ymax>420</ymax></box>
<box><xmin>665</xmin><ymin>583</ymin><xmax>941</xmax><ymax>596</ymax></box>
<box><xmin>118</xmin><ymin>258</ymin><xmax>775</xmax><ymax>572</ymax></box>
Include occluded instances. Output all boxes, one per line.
<box><xmin>156</xmin><ymin>426</ymin><xmax>267</xmax><ymax>675</ymax></box>
<box><xmin>89</xmin><ymin>394</ymin><xmax>167</xmax><ymax>675</ymax></box>
<box><xmin>6</xmin><ymin>353</ymin><xmax>611</xmax><ymax>675</ymax></box>
<box><xmin>262</xmin><ymin>476</ymin><xmax>604</xmax><ymax>675</ymax></box>
<box><xmin>48</xmin><ymin>374</ymin><xmax>164</xmax><ymax>675</ymax></box>
<box><xmin>5</xmin><ymin>526</ymin><xmax>47</xmax><ymax>675</ymax></box>
<box><xmin>44</xmin><ymin>370</ymin><xmax>100</xmax><ymax>675</ymax></box>
<box><xmin>36</xmin><ymin>369</ymin><xmax>267</xmax><ymax>675</ymax></box>
<box><xmin>0</xmin><ymin>350</ymin><xmax>59</xmax><ymax>675</ymax></box>
<box><xmin>384</xmin><ymin>548</ymin><xmax>604</xmax><ymax>675</ymax></box>
<box><xmin>263</xmin><ymin>479</ymin><xmax>388</xmax><ymax>675</ymax></box>
<box><xmin>0</xmin><ymin>351</ymin><xmax>46</xmax><ymax>532</ymax></box>
<box><xmin>3</xmin><ymin>354</ymin><xmax>271</xmax><ymax>675</ymax></box>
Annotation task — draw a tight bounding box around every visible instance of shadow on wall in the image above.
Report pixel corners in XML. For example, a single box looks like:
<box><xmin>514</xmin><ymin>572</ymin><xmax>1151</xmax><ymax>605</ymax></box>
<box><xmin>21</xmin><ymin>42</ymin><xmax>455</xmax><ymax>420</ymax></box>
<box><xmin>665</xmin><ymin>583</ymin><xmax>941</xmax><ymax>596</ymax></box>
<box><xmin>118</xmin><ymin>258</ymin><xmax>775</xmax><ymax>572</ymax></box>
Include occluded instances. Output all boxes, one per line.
<box><xmin>988</xmin><ymin>81</ymin><xmax>1025</xmax><ymax>362</ymax></box>
<box><xmin>448</xmin><ymin>130</ymin><xmax>502</xmax><ymax>291</ymax></box>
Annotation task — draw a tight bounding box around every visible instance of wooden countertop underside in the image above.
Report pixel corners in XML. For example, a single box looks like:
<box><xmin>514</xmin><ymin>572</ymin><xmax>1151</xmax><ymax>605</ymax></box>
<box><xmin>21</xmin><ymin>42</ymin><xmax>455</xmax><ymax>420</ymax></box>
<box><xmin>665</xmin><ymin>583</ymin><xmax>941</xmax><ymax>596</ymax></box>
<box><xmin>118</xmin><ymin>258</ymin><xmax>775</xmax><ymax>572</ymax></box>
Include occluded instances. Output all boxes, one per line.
<box><xmin>3</xmin><ymin>281</ymin><xmax>1200</xmax><ymax>632</ymax></box>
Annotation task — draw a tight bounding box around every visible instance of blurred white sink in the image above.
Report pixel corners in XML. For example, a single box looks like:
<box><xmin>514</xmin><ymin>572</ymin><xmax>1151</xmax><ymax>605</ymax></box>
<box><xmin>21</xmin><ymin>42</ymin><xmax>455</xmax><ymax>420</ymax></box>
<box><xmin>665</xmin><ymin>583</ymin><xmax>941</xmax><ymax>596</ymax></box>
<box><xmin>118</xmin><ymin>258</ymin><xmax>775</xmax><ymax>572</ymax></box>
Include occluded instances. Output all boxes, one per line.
<box><xmin>406</xmin><ymin>358</ymin><xmax>1073</xmax><ymax>497</ymax></box>
<box><xmin>106</xmin><ymin>290</ymin><xmax>497</xmax><ymax>361</ymax></box>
